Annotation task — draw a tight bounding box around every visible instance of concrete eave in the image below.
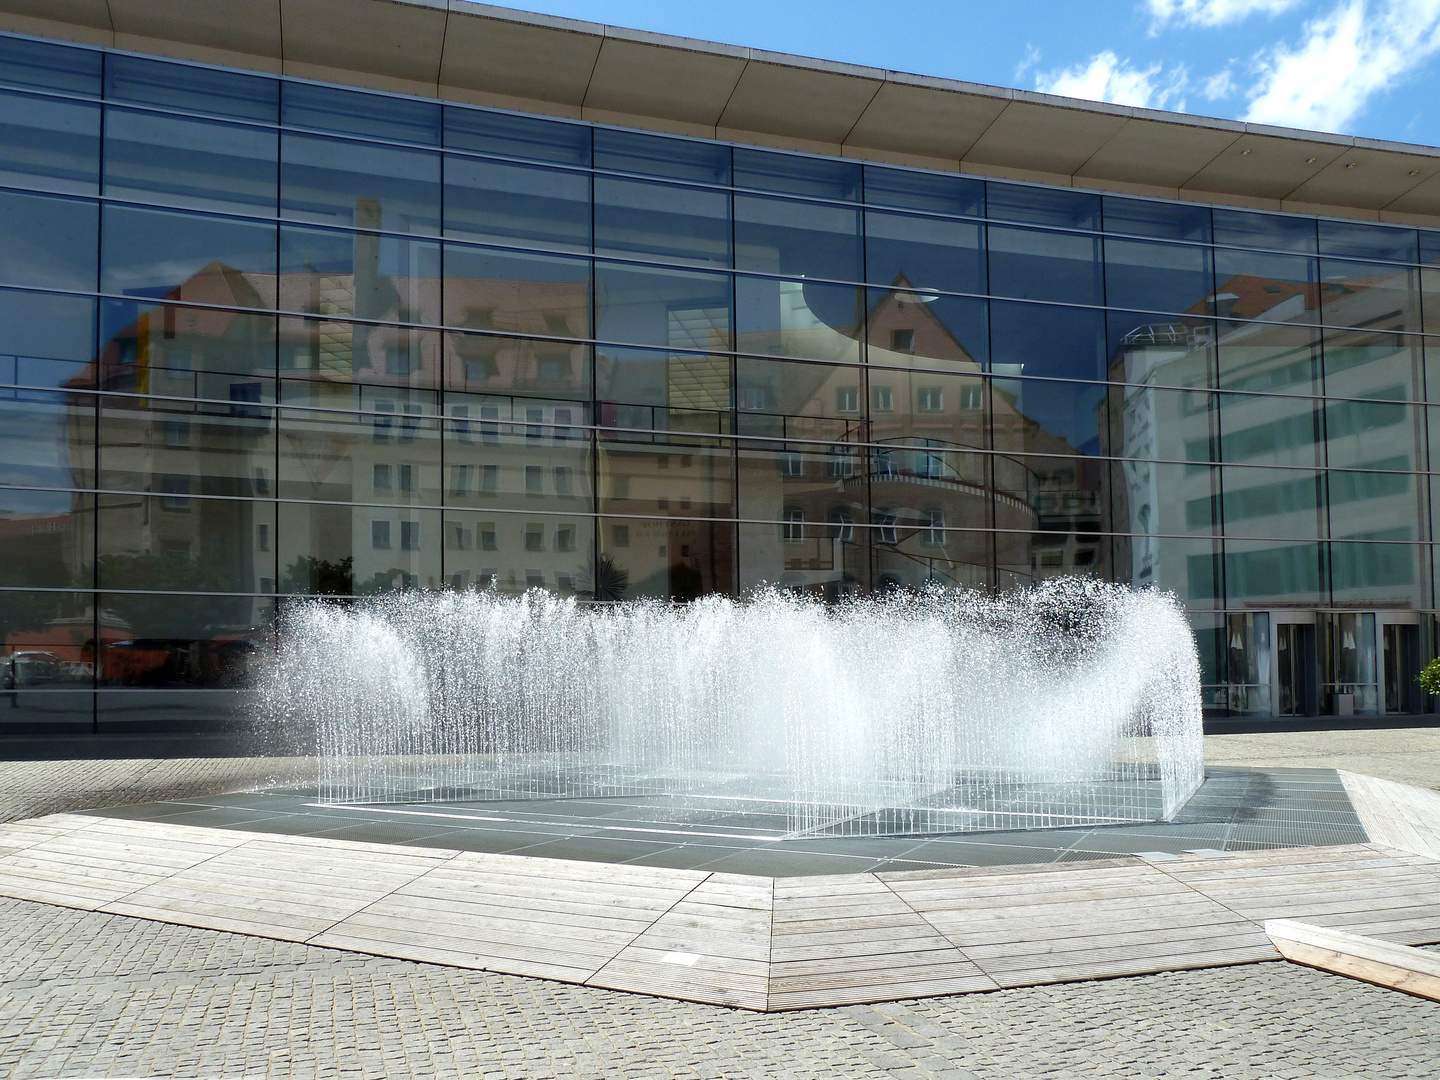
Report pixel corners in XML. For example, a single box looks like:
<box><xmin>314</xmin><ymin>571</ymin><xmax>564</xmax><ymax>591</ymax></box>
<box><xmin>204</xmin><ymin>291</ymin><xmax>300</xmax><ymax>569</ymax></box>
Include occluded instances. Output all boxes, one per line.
<box><xmin>5</xmin><ymin>0</ymin><xmax>1440</xmax><ymax>225</ymax></box>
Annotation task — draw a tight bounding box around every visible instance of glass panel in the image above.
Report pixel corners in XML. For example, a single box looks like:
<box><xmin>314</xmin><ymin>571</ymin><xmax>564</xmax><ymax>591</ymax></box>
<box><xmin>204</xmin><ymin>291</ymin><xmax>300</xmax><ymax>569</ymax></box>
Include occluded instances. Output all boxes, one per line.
<box><xmin>98</xmin><ymin>302</ymin><xmax>276</xmax><ymax>403</ymax></box>
<box><xmin>1217</xmin><ymin>392</ymin><xmax>1322</xmax><ymax>468</ymax></box>
<box><xmin>96</xmin><ymin>687</ymin><xmax>256</xmax><ymax>731</ymax></box>
<box><xmin>1329</xmin><ymin>469</ymin><xmax>1422</xmax><ymax>546</ymax></box>
<box><xmin>1215</xmin><ymin>320</ymin><xmax>1319</xmax><ymax>395</ymax></box>
<box><xmin>986</xmin><ymin>183</ymin><xmax>1099</xmax><ymax>229</ymax></box>
<box><xmin>1320</xmin><ymin>609</ymin><xmax>1381</xmax><ymax>714</ymax></box>
<box><xmin>1107</xmin><ymin>383</ymin><xmax>1217</xmax><ymax>463</ymax></box>
<box><xmin>1106</xmin><ymin>312</ymin><xmax>1213</xmax><ymax>389</ymax></box>
<box><xmin>1117</xmin><ymin>534</ymin><xmax>1221</xmax><ymax>606</ymax></box>
<box><xmin>99</xmin><ymin>394</ymin><xmax>274</xmax><ymax>502</ymax></box>
<box><xmin>102</xmin><ymin>204</ymin><xmax>273</xmax><ymax>305</ymax></box>
<box><xmin>278</xmin><ymin>393</ymin><xmax>438</xmax><ymax>504</ymax></box>
<box><xmin>0</xmin><ymin>290</ymin><xmax>96</xmax><ymax>390</ymax></box>
<box><xmin>868</xmin><ymin>369</ymin><xmax>988</xmax><ymax>451</ymax></box>
<box><xmin>597</xmin><ymin>346</ymin><xmax>728</xmax><ymax>430</ymax></box>
<box><xmin>443</xmin><ymin>106</ymin><xmax>590</xmax><ymax>166</ymax></box>
<box><xmin>97</xmin><ymin>495</ymin><xmax>275</xmax><ymax>594</ymax></box>
<box><xmin>1317</xmin><ymin>259</ymin><xmax>1419</xmax><ymax>332</ymax></box>
<box><xmin>737</xmin><ymin>436</ymin><xmax>867</xmax><ymax>520</ymax></box>
<box><xmin>863</xmin><ymin>166</ymin><xmax>983</xmax><ymax>217</ymax></box>
<box><xmin>277</xmin><ymin>316</ymin><xmax>437</xmax><ymax>391</ymax></box>
<box><xmin>1322</xmin><ymin>328</ymin><xmax>1420</xmax><ymax>403</ymax></box>
<box><xmin>736</xmin><ymin>518</ymin><xmax>868</xmax><ymax>598</ymax></box>
<box><xmin>598</xmin><ymin>434</ymin><xmax>734</xmax><ymax>519</ymax></box>
<box><xmin>104</xmin><ymin>109</ymin><xmax>276</xmax><ymax>217</ymax></box>
<box><xmin>1318</xmin><ymin>219</ymin><xmax>1418</xmax><ymax>264</ymax></box>
<box><xmin>0</xmin><ymin>90</ymin><xmax>98</xmax><ymax>195</ymax></box>
<box><xmin>105</xmin><ymin>53</ymin><xmax>277</xmax><ymax>122</ymax></box>
<box><xmin>876</xmin><ymin>518</ymin><xmax>995</xmax><ymax>591</ymax></box>
<box><xmin>1324</xmin><ymin>394</ymin><xmax>1418</xmax><ymax>470</ymax></box>
<box><xmin>282</xmin><ymin>81</ymin><xmax>441</xmax><ymax>145</ymax></box>
<box><xmin>601</xmin><ymin>516</ymin><xmax>735</xmax><ymax>600</ymax></box>
<box><xmin>1212</xmin><ymin>248</ymin><xmax>1318</xmax><ymax>325</ymax></box>
<box><xmin>442</xmin><ymin>395</ymin><xmax>592</xmax><ymax>516</ymax></box>
<box><xmin>594</xmin><ymin>128</ymin><xmax>729</xmax><ymax>184</ymax></box>
<box><xmin>733</xmin><ymin>147</ymin><xmax>860</xmax><ymax>201</ymax></box>
<box><xmin>280</xmin><ymin>224</ymin><xmax>439</xmax><ymax>325</ymax></box>
<box><xmin>594</xmin><ymin>177</ymin><xmax>730</xmax><ymax>267</ymax></box>
<box><xmin>281</xmin><ymin>133</ymin><xmax>440</xmax><ymax>234</ymax></box>
<box><xmin>1102</xmin><ymin>196</ymin><xmax>1210</xmax><ymax>242</ymax></box>
<box><xmin>987</xmin><ymin>225</ymin><xmax>1101</xmax><ymax>305</ymax></box>
<box><xmin>736</xmin><ymin>276</ymin><xmax>862</xmax><ymax>364</ymax></box>
<box><xmin>1104</xmin><ymin>237</ymin><xmax>1211</xmax><ymax>315</ymax></box>
<box><xmin>989</xmin><ymin>373</ymin><xmax>1106</xmax><ymax>457</ymax></box>
<box><xmin>0</xmin><ymin>191</ymin><xmax>97</xmax><ymax>292</ymax></box>
<box><xmin>0</xmin><ymin>36</ymin><xmax>100</xmax><ymax>96</ymax></box>
<box><xmin>1111</xmin><ymin>459</ymin><xmax>1219</xmax><ymax>538</ymax></box>
<box><xmin>991</xmin><ymin>451</ymin><xmax>1102</xmax><ymax>537</ymax></box>
<box><xmin>595</xmin><ymin>262</ymin><xmax>730</xmax><ymax>350</ymax></box>
<box><xmin>865</xmin><ymin>289</ymin><xmax>987</xmax><ymax>373</ymax></box>
<box><xmin>1421</xmin><ymin>229</ymin><xmax>1440</xmax><ymax>266</ymax></box>
<box><xmin>1212</xmin><ymin>208</ymin><xmax>1316</xmax><ymax>253</ymax></box>
<box><xmin>442</xmin><ymin>510</ymin><xmax>594</xmax><ymax>597</ymax></box>
<box><xmin>864</xmin><ymin>210</ymin><xmax>984</xmax><ymax>295</ymax></box>
<box><xmin>734</xmin><ymin>194</ymin><xmax>861</xmax><ymax>281</ymax></box>
<box><xmin>0</xmin><ymin>390</ymin><xmax>92</xmax><ymax>490</ymax></box>
<box><xmin>0</xmin><ymin>590</ymin><xmax>95</xmax><ymax>699</ymax></box>
<box><xmin>442</xmin><ymin>244</ymin><xmax>589</xmax><ymax>338</ymax></box>
<box><xmin>443</xmin><ymin>157</ymin><xmax>589</xmax><ymax>253</ymax></box>
<box><xmin>736</xmin><ymin>359</ymin><xmax>869</xmax><ymax>440</ymax></box>
<box><xmin>448</xmin><ymin>332</ymin><xmax>591</xmax><ymax>401</ymax></box>
<box><xmin>989</xmin><ymin>301</ymin><xmax>1105</xmax><ymax>382</ymax></box>
<box><xmin>1223</xmin><ymin>539</ymin><xmax>1325</xmax><ymax>604</ymax></box>
<box><xmin>1220</xmin><ymin>465</ymin><xmax>1324</xmax><ymax>539</ymax></box>
<box><xmin>278</xmin><ymin>502</ymin><xmax>443</xmax><ymax>594</ymax></box>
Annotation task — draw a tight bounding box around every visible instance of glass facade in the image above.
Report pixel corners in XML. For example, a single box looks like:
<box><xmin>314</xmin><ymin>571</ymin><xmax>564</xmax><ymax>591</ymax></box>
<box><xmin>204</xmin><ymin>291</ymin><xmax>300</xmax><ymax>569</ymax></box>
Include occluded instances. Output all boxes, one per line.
<box><xmin>0</xmin><ymin>31</ymin><xmax>1438</xmax><ymax>733</ymax></box>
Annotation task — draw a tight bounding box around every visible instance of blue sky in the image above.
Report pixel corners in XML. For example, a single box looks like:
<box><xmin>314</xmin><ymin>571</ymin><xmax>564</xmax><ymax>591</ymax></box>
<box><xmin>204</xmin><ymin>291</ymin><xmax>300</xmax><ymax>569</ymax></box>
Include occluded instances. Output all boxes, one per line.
<box><xmin>480</xmin><ymin>0</ymin><xmax>1440</xmax><ymax>147</ymax></box>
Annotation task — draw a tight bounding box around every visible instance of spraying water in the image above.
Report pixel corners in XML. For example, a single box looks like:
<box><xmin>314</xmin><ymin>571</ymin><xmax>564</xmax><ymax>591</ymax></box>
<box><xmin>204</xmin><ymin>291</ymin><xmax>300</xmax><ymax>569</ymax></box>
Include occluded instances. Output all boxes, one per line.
<box><xmin>265</xmin><ymin>579</ymin><xmax>1204</xmax><ymax>837</ymax></box>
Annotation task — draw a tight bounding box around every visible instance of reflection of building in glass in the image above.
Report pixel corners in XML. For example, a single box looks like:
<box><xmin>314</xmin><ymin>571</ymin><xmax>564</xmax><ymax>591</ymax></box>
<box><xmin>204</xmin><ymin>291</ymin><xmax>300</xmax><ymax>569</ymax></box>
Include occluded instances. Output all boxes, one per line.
<box><xmin>1</xmin><ymin>9</ymin><xmax>1439</xmax><ymax>730</ymax></box>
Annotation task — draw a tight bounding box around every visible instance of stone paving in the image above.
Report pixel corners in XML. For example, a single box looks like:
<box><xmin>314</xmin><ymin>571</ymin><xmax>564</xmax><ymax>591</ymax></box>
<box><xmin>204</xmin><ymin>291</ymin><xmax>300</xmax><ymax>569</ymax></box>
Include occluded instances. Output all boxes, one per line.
<box><xmin>3</xmin><ymin>729</ymin><xmax>1440</xmax><ymax>1078</ymax></box>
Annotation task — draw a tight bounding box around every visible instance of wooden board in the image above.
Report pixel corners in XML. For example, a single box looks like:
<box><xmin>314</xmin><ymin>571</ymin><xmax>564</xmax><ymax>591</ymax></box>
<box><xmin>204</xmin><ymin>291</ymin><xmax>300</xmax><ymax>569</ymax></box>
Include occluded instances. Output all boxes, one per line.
<box><xmin>1266</xmin><ymin>918</ymin><xmax>1440</xmax><ymax>1001</ymax></box>
<box><xmin>1340</xmin><ymin>771</ymin><xmax>1440</xmax><ymax>861</ymax></box>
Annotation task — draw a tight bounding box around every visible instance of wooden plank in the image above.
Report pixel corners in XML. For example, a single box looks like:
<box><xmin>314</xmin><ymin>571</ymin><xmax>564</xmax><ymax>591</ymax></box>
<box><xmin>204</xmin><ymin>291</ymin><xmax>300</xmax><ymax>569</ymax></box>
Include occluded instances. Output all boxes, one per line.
<box><xmin>1338</xmin><ymin>772</ymin><xmax>1440</xmax><ymax>862</ymax></box>
<box><xmin>1266</xmin><ymin>918</ymin><xmax>1440</xmax><ymax>1001</ymax></box>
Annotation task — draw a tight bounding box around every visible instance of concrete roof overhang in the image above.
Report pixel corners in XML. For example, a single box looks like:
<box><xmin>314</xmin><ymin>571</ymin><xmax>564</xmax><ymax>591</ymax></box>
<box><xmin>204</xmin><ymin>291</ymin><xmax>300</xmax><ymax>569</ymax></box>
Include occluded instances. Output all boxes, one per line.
<box><xmin>6</xmin><ymin>0</ymin><xmax>1440</xmax><ymax>226</ymax></box>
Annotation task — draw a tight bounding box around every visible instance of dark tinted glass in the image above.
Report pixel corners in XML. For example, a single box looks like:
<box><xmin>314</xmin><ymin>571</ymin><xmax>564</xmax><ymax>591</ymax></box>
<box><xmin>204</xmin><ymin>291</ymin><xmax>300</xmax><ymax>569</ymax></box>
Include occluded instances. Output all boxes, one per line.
<box><xmin>1317</xmin><ymin>259</ymin><xmax>1419</xmax><ymax>332</ymax></box>
<box><xmin>988</xmin><ymin>226</ymin><xmax>1101</xmax><ymax>305</ymax></box>
<box><xmin>1318</xmin><ymin>219</ymin><xmax>1417</xmax><ymax>263</ymax></box>
<box><xmin>282</xmin><ymin>81</ymin><xmax>440</xmax><ymax>145</ymax></box>
<box><xmin>1212</xmin><ymin>208</ymin><xmax>1316</xmax><ymax>253</ymax></box>
<box><xmin>105</xmin><ymin>109</ymin><xmax>277</xmax><ymax>216</ymax></box>
<box><xmin>988</xmin><ymin>373</ymin><xmax>1107</xmax><ymax>456</ymax></box>
<box><xmin>0</xmin><ymin>289</ymin><xmax>95</xmax><ymax>389</ymax></box>
<box><xmin>595</xmin><ymin>263</ymin><xmax>731</xmax><ymax>350</ymax></box>
<box><xmin>1330</xmin><ymin>539</ymin><xmax>1422</xmax><ymax>606</ymax></box>
<box><xmin>595</xmin><ymin>177</ymin><xmax>730</xmax><ymax>267</ymax></box>
<box><xmin>986</xmin><ymin>183</ymin><xmax>1099</xmax><ymax>229</ymax></box>
<box><xmin>863</xmin><ymin>166</ymin><xmax>983</xmax><ymax>217</ymax></box>
<box><xmin>281</xmin><ymin>133</ymin><xmax>440</xmax><ymax>234</ymax></box>
<box><xmin>103</xmin><ymin>205</ymin><xmax>273</xmax><ymax>305</ymax></box>
<box><xmin>1220</xmin><ymin>465</ymin><xmax>1323</xmax><ymax>537</ymax></box>
<box><xmin>0</xmin><ymin>35</ymin><xmax>100</xmax><ymax>96</ymax></box>
<box><xmin>443</xmin><ymin>106</ymin><xmax>590</xmax><ymax>166</ymax></box>
<box><xmin>1325</xmin><ymin>394</ymin><xmax>1416</xmax><ymax>470</ymax></box>
<box><xmin>1102</xmin><ymin>196</ymin><xmax>1210</xmax><ymax>242</ymax></box>
<box><xmin>1106</xmin><ymin>384</ymin><xmax>1216</xmax><ymax>461</ymax></box>
<box><xmin>733</xmin><ymin>147</ymin><xmax>861</xmax><ymax>201</ymax></box>
<box><xmin>0</xmin><ymin>514</ymin><xmax>91</xmax><ymax>591</ymax></box>
<box><xmin>0</xmin><ymin>90</ymin><xmax>98</xmax><ymax>195</ymax></box>
<box><xmin>736</xmin><ymin>276</ymin><xmax>863</xmax><ymax>364</ymax></box>
<box><xmin>105</xmin><ymin>53</ymin><xmax>278</xmax><ymax>122</ymax></box>
<box><xmin>864</xmin><ymin>210</ymin><xmax>984</xmax><ymax>295</ymax></box>
<box><xmin>1104</xmin><ymin>238</ymin><xmax>1211</xmax><ymax>315</ymax></box>
<box><xmin>0</xmin><ymin>191</ymin><xmax>97</xmax><ymax>292</ymax></box>
<box><xmin>1421</xmin><ymin>229</ymin><xmax>1440</xmax><ymax>265</ymax></box>
<box><xmin>279</xmin><ymin>225</ymin><xmax>439</xmax><ymax>325</ymax></box>
<box><xmin>1212</xmin><ymin>248</ymin><xmax>1317</xmax><ymax>323</ymax></box>
<box><xmin>594</xmin><ymin>128</ymin><xmax>729</xmax><ymax>183</ymax></box>
<box><xmin>97</xmin><ymin>498</ymin><xmax>277</xmax><ymax>599</ymax></box>
<box><xmin>442</xmin><ymin>245</ymin><xmax>590</xmax><ymax>338</ymax></box>
<box><xmin>990</xmin><ymin>301</ymin><xmax>1105</xmax><ymax>382</ymax></box>
<box><xmin>866</xmin><ymin>289</ymin><xmax>987</xmax><ymax>372</ymax></box>
<box><xmin>735</xmin><ymin>195</ymin><xmax>861</xmax><ymax>281</ymax></box>
<box><xmin>444</xmin><ymin>158</ymin><xmax>589</xmax><ymax>253</ymax></box>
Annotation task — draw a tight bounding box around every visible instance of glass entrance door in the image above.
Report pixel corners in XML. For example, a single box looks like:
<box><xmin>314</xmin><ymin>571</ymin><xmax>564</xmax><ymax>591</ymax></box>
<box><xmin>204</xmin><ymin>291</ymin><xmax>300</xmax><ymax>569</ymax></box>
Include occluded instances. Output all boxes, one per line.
<box><xmin>1275</xmin><ymin>622</ymin><xmax>1313</xmax><ymax>717</ymax></box>
<box><xmin>1383</xmin><ymin>623</ymin><xmax>1420</xmax><ymax>715</ymax></box>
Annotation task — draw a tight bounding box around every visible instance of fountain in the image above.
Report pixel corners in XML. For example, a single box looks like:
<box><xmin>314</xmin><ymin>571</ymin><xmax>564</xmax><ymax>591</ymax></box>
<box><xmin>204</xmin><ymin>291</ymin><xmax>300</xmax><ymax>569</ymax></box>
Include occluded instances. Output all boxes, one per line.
<box><xmin>264</xmin><ymin>579</ymin><xmax>1204</xmax><ymax>837</ymax></box>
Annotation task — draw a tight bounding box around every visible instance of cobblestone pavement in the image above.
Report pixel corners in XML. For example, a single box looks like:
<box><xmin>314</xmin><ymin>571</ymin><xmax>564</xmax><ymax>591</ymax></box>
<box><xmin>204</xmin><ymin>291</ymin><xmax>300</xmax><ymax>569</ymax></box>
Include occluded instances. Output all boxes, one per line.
<box><xmin>1</xmin><ymin>896</ymin><xmax>1436</xmax><ymax>1079</ymax></box>
<box><xmin>1205</xmin><ymin>728</ymin><xmax>1440</xmax><ymax>791</ymax></box>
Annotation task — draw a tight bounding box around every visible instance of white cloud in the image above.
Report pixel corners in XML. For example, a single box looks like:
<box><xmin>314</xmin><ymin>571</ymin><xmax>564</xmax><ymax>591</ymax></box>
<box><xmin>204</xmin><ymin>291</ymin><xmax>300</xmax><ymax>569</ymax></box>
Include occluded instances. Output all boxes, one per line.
<box><xmin>1035</xmin><ymin>51</ymin><xmax>1187</xmax><ymax>110</ymax></box>
<box><xmin>1014</xmin><ymin>43</ymin><xmax>1042</xmax><ymax>82</ymax></box>
<box><xmin>1203</xmin><ymin>68</ymin><xmax>1237</xmax><ymax>99</ymax></box>
<box><xmin>1147</xmin><ymin>0</ymin><xmax>1305</xmax><ymax>29</ymax></box>
<box><xmin>1244</xmin><ymin>0</ymin><xmax>1440</xmax><ymax>132</ymax></box>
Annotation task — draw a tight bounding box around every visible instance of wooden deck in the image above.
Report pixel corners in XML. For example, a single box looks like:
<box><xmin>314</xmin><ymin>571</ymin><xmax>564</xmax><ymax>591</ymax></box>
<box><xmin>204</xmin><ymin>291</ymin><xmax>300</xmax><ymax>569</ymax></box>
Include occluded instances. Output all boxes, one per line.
<box><xmin>2</xmin><ymin>772</ymin><xmax>1440</xmax><ymax>1011</ymax></box>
